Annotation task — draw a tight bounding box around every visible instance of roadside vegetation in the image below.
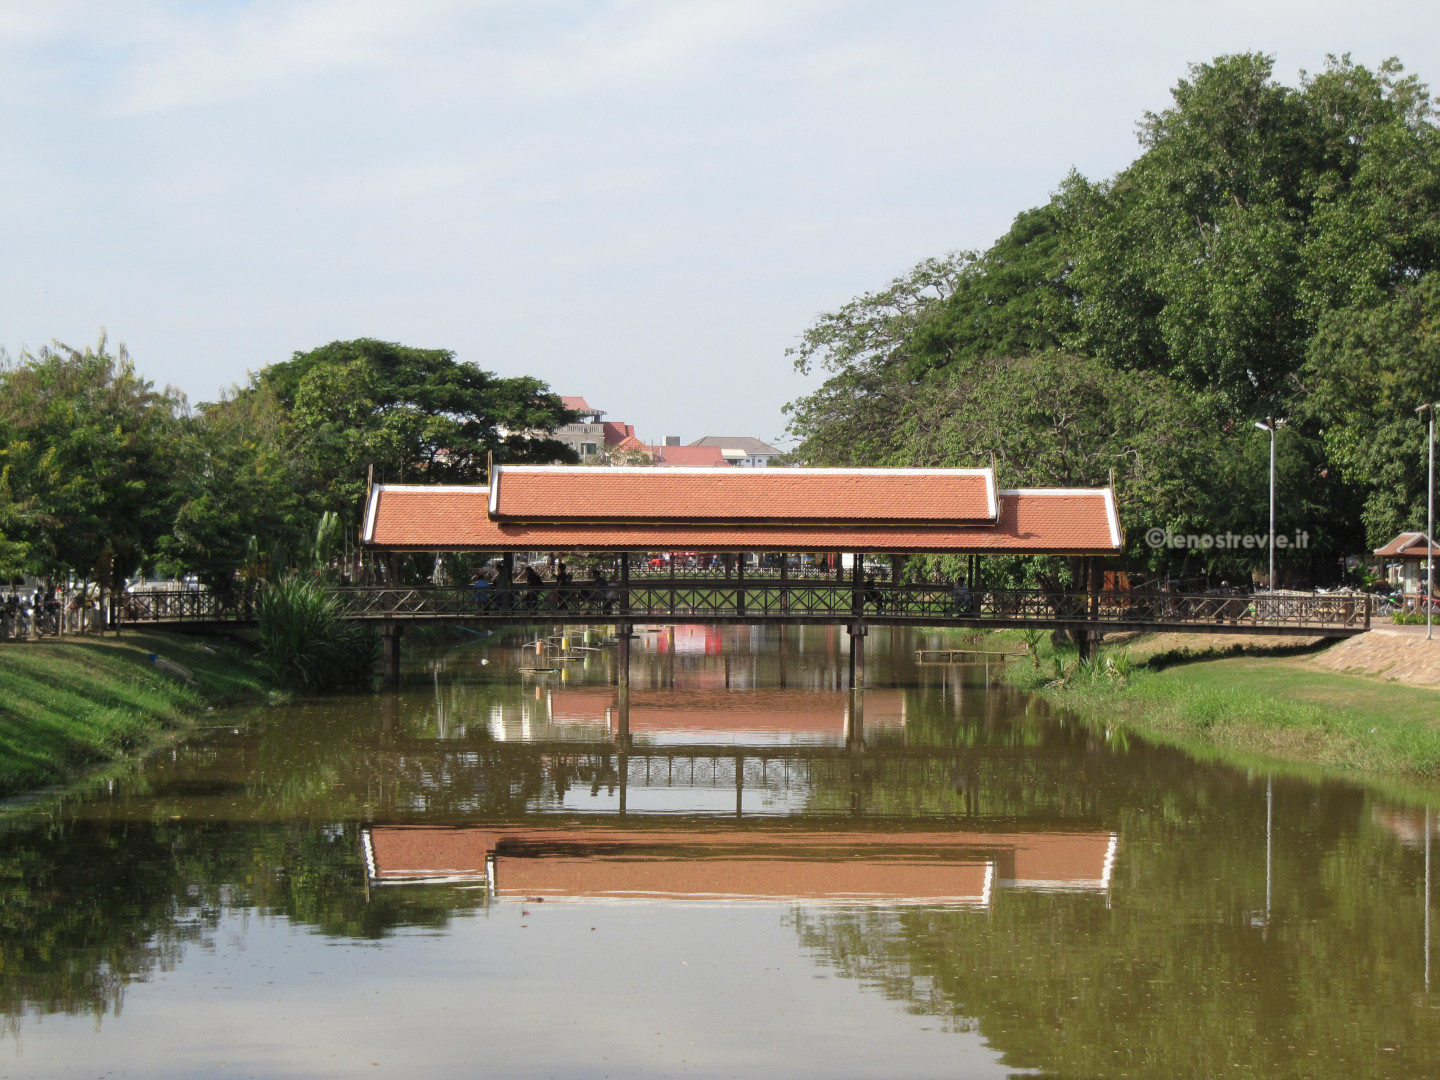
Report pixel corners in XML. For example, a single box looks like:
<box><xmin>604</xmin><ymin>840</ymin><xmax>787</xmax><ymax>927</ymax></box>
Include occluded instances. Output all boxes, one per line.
<box><xmin>0</xmin><ymin>631</ymin><xmax>273</xmax><ymax>797</ymax></box>
<box><xmin>992</xmin><ymin>628</ymin><xmax>1440</xmax><ymax>789</ymax></box>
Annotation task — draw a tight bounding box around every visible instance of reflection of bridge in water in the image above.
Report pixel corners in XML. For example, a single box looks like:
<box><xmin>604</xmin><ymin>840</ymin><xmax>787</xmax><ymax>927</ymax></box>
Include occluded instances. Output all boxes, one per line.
<box><xmin>361</xmin><ymin>825</ymin><xmax>1117</xmax><ymax>905</ymax></box>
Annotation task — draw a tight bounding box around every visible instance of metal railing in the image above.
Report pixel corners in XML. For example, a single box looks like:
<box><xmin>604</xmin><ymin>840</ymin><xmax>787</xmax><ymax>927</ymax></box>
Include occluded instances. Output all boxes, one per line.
<box><xmin>113</xmin><ymin>582</ymin><xmax>1374</xmax><ymax>631</ymax></box>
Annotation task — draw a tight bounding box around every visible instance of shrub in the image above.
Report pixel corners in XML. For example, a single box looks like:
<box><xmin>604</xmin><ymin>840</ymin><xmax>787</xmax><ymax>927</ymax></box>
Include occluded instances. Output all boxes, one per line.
<box><xmin>256</xmin><ymin>578</ymin><xmax>380</xmax><ymax>690</ymax></box>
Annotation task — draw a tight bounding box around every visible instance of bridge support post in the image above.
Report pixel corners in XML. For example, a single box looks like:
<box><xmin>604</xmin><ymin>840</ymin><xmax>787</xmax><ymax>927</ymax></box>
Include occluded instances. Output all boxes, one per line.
<box><xmin>848</xmin><ymin>621</ymin><xmax>867</xmax><ymax>690</ymax></box>
<box><xmin>847</xmin><ymin>684</ymin><xmax>865</xmax><ymax>747</ymax></box>
<box><xmin>616</xmin><ymin>684</ymin><xmax>630</xmax><ymax>748</ymax></box>
<box><xmin>382</xmin><ymin>624</ymin><xmax>403</xmax><ymax>689</ymax></box>
<box><xmin>500</xmin><ymin>552</ymin><xmax>514</xmax><ymax>611</ymax></box>
<box><xmin>616</xmin><ymin>623</ymin><xmax>633</xmax><ymax>689</ymax></box>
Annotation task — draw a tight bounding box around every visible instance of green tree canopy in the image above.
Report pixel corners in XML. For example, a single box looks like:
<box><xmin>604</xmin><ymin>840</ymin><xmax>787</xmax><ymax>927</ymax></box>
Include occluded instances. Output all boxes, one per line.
<box><xmin>0</xmin><ymin>334</ymin><xmax>185</xmax><ymax>584</ymax></box>
<box><xmin>255</xmin><ymin>338</ymin><xmax>577</xmax><ymax>515</ymax></box>
<box><xmin>786</xmin><ymin>52</ymin><xmax>1440</xmax><ymax>580</ymax></box>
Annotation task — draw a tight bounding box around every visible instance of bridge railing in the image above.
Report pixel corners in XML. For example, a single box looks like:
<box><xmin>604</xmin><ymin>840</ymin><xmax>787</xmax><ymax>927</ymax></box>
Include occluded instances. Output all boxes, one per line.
<box><xmin>114</xmin><ymin>583</ymin><xmax>1373</xmax><ymax>629</ymax></box>
<box><xmin>119</xmin><ymin>588</ymin><xmax>258</xmax><ymax>623</ymax></box>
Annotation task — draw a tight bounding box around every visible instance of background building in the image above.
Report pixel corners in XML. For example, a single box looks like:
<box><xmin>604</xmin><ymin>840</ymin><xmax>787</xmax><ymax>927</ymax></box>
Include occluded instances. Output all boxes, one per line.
<box><xmin>690</xmin><ymin>436</ymin><xmax>781</xmax><ymax>467</ymax></box>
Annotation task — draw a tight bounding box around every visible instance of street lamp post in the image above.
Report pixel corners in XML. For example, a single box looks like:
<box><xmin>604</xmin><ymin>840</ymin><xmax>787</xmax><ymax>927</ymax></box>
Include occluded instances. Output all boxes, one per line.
<box><xmin>1419</xmin><ymin>403</ymin><xmax>1438</xmax><ymax>642</ymax></box>
<box><xmin>1255</xmin><ymin>418</ymin><xmax>1285</xmax><ymax>596</ymax></box>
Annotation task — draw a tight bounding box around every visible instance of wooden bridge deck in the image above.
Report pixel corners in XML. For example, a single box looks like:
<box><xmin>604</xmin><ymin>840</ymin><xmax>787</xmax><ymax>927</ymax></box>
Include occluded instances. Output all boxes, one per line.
<box><xmin>116</xmin><ymin>580</ymin><xmax>1372</xmax><ymax>638</ymax></box>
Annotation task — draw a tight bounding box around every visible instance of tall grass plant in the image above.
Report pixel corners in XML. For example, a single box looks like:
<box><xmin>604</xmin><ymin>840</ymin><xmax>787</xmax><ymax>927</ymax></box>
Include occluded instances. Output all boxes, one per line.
<box><xmin>255</xmin><ymin>577</ymin><xmax>379</xmax><ymax>690</ymax></box>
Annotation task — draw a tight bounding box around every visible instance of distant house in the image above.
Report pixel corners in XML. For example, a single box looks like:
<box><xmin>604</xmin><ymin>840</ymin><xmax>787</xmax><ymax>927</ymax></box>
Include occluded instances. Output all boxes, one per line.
<box><xmin>554</xmin><ymin>396</ymin><xmax>607</xmax><ymax>463</ymax></box>
<box><xmin>689</xmin><ymin>436</ymin><xmax>781</xmax><ymax>467</ymax></box>
<box><xmin>648</xmin><ymin>443</ymin><xmax>730</xmax><ymax>467</ymax></box>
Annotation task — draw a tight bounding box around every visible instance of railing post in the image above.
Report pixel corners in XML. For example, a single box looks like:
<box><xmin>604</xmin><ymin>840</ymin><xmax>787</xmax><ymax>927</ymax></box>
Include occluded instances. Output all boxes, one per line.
<box><xmin>779</xmin><ymin>555</ymin><xmax>788</xmax><ymax>614</ymax></box>
<box><xmin>619</xmin><ymin>555</ymin><xmax>630</xmax><ymax>617</ymax></box>
<box><xmin>851</xmin><ymin>554</ymin><xmax>863</xmax><ymax>617</ymax></box>
<box><xmin>500</xmin><ymin>552</ymin><xmax>514</xmax><ymax>612</ymax></box>
<box><xmin>736</xmin><ymin>552</ymin><xmax>746</xmax><ymax>616</ymax></box>
<box><xmin>1364</xmin><ymin>591</ymin><xmax>1371</xmax><ymax>630</ymax></box>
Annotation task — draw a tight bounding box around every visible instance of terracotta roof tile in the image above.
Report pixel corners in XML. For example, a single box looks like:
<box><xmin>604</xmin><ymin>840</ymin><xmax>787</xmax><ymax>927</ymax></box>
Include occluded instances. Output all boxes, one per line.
<box><xmin>363</xmin><ymin>485</ymin><xmax>494</xmax><ymax>549</ymax></box>
<box><xmin>1375</xmin><ymin>532</ymin><xmax>1440</xmax><ymax>558</ymax></box>
<box><xmin>363</xmin><ymin>483</ymin><xmax>1119</xmax><ymax>553</ymax></box>
<box><xmin>490</xmin><ymin>464</ymin><xmax>996</xmax><ymax>524</ymax></box>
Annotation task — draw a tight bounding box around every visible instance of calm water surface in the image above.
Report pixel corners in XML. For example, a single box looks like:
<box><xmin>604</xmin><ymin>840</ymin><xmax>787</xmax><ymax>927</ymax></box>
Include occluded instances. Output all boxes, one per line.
<box><xmin>2</xmin><ymin>624</ymin><xmax>1438</xmax><ymax>1079</ymax></box>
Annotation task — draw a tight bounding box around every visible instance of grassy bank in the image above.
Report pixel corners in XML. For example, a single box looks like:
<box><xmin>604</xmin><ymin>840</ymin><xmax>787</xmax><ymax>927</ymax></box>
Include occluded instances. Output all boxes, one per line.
<box><xmin>0</xmin><ymin>631</ymin><xmax>276</xmax><ymax>797</ymax></box>
<box><xmin>997</xmin><ymin>629</ymin><xmax>1440</xmax><ymax>791</ymax></box>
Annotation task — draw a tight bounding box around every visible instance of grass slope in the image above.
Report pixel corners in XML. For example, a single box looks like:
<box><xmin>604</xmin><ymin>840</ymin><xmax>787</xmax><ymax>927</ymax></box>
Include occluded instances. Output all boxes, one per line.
<box><xmin>998</xmin><ymin>630</ymin><xmax>1440</xmax><ymax>791</ymax></box>
<box><xmin>0</xmin><ymin>632</ymin><xmax>274</xmax><ymax>796</ymax></box>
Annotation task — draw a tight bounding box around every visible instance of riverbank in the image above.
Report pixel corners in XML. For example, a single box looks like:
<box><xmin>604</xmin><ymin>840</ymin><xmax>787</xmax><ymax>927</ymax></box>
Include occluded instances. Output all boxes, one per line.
<box><xmin>0</xmin><ymin>631</ymin><xmax>276</xmax><ymax>797</ymax></box>
<box><xmin>998</xmin><ymin>628</ymin><xmax>1440</xmax><ymax>792</ymax></box>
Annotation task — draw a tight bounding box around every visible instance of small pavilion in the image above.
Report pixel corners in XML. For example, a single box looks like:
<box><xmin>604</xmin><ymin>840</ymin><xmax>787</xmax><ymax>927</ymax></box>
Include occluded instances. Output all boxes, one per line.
<box><xmin>1374</xmin><ymin>531</ymin><xmax>1440</xmax><ymax>600</ymax></box>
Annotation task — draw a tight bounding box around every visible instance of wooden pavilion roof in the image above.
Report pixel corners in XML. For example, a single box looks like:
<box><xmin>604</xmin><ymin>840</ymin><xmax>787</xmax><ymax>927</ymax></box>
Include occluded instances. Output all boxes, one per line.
<box><xmin>360</xmin><ymin>467</ymin><xmax>1123</xmax><ymax>555</ymax></box>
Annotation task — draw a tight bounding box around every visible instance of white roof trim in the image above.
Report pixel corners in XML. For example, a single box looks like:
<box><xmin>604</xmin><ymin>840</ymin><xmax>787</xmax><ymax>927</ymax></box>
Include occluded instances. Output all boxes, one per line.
<box><xmin>370</xmin><ymin>484</ymin><xmax>489</xmax><ymax>494</ymax></box>
<box><xmin>1102</xmin><ymin>488</ymin><xmax>1123</xmax><ymax>548</ymax></box>
<box><xmin>494</xmin><ymin>464</ymin><xmax>996</xmax><ymax>478</ymax></box>
<box><xmin>1000</xmin><ymin>487</ymin><xmax>1109</xmax><ymax>496</ymax></box>
<box><xmin>362</xmin><ymin>486</ymin><xmax>380</xmax><ymax>543</ymax></box>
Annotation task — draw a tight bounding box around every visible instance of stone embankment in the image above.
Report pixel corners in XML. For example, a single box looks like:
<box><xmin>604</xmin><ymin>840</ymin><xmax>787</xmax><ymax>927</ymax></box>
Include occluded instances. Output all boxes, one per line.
<box><xmin>1311</xmin><ymin>623</ymin><xmax>1440</xmax><ymax>688</ymax></box>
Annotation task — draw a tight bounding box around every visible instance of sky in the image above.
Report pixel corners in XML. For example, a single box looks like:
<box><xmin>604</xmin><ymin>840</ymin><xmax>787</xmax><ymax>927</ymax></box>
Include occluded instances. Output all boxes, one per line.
<box><xmin>4</xmin><ymin>2</ymin><xmax>1440</xmax><ymax>448</ymax></box>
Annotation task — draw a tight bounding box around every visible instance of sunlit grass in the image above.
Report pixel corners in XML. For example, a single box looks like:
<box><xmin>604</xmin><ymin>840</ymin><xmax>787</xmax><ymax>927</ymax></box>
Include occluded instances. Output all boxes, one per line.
<box><xmin>1000</xmin><ymin>629</ymin><xmax>1440</xmax><ymax>789</ymax></box>
<box><xmin>0</xmin><ymin>632</ymin><xmax>273</xmax><ymax>795</ymax></box>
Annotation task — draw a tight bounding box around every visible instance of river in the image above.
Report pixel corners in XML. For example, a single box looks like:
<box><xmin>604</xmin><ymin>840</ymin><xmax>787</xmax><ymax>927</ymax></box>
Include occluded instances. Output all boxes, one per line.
<box><xmin>1</xmin><ymin>624</ymin><xmax>1437</xmax><ymax>1078</ymax></box>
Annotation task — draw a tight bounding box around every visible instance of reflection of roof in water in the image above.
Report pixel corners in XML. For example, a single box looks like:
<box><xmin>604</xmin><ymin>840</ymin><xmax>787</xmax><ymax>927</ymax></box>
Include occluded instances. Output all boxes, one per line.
<box><xmin>363</xmin><ymin>826</ymin><xmax>1116</xmax><ymax>901</ymax></box>
<box><xmin>1371</xmin><ymin>805</ymin><xmax>1440</xmax><ymax>848</ymax></box>
<box><xmin>547</xmin><ymin>688</ymin><xmax>905</xmax><ymax>734</ymax></box>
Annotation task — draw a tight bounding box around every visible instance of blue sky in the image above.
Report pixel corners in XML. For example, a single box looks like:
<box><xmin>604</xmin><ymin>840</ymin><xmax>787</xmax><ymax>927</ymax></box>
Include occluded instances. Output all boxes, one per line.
<box><xmin>4</xmin><ymin>1</ymin><xmax>1440</xmax><ymax>446</ymax></box>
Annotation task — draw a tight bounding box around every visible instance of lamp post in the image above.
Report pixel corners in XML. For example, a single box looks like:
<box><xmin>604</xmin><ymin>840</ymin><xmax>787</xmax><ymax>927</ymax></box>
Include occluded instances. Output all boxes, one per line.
<box><xmin>1254</xmin><ymin>418</ymin><xmax>1285</xmax><ymax>595</ymax></box>
<box><xmin>1419</xmin><ymin>403</ymin><xmax>1438</xmax><ymax>641</ymax></box>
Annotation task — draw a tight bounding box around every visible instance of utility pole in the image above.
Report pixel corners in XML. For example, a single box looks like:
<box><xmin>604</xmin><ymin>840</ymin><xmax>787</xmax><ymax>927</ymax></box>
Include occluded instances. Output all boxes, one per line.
<box><xmin>1419</xmin><ymin>404</ymin><xmax>1438</xmax><ymax>641</ymax></box>
<box><xmin>1254</xmin><ymin>418</ymin><xmax>1285</xmax><ymax>595</ymax></box>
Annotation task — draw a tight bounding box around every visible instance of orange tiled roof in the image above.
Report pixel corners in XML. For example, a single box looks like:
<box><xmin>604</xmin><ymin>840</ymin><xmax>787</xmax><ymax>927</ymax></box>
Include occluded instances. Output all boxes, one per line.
<box><xmin>362</xmin><ymin>482</ymin><xmax>1121</xmax><ymax>553</ymax></box>
<box><xmin>1374</xmin><ymin>532</ymin><xmax>1440</xmax><ymax>558</ymax></box>
<box><xmin>489</xmin><ymin>464</ymin><xmax>998</xmax><ymax>524</ymax></box>
<box><xmin>646</xmin><ymin>445</ymin><xmax>730</xmax><ymax>467</ymax></box>
<box><xmin>363</xmin><ymin>826</ymin><xmax>1115</xmax><ymax>896</ymax></box>
<box><xmin>363</xmin><ymin>485</ymin><xmax>495</xmax><ymax>549</ymax></box>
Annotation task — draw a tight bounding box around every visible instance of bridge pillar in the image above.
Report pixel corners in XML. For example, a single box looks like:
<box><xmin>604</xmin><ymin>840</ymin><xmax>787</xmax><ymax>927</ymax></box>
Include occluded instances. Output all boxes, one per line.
<box><xmin>848</xmin><ymin>621</ymin><xmax>867</xmax><ymax>689</ymax></box>
<box><xmin>616</xmin><ymin>623</ymin><xmax>633</xmax><ymax>689</ymax></box>
<box><xmin>500</xmin><ymin>552</ymin><xmax>514</xmax><ymax>611</ymax></box>
<box><xmin>382</xmin><ymin>624</ymin><xmax>403</xmax><ymax>689</ymax></box>
<box><xmin>615</xmin><ymin>684</ymin><xmax>631</xmax><ymax>748</ymax></box>
<box><xmin>846</xmin><ymin>685</ymin><xmax>865</xmax><ymax>747</ymax></box>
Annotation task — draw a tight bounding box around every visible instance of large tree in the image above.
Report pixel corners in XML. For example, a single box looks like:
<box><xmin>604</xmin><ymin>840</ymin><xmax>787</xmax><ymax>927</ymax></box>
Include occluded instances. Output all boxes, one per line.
<box><xmin>785</xmin><ymin>53</ymin><xmax>1440</xmax><ymax>582</ymax></box>
<box><xmin>256</xmin><ymin>338</ymin><xmax>578</xmax><ymax>515</ymax></box>
<box><xmin>0</xmin><ymin>335</ymin><xmax>185</xmax><ymax>585</ymax></box>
